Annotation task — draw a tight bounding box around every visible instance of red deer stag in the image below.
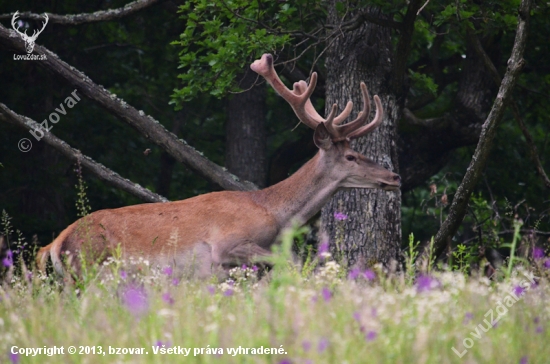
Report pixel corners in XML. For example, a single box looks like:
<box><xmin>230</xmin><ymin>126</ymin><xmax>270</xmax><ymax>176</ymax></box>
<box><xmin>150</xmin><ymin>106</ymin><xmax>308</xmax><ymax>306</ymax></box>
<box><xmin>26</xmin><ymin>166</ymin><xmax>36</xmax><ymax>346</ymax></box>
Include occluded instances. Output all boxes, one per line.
<box><xmin>36</xmin><ymin>53</ymin><xmax>400</xmax><ymax>278</ymax></box>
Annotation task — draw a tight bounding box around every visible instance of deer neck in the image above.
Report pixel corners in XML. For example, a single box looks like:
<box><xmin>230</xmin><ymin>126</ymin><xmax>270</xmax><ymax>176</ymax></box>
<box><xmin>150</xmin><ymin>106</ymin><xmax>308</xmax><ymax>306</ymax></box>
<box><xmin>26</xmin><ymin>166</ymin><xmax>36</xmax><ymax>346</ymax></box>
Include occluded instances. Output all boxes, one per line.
<box><xmin>252</xmin><ymin>152</ymin><xmax>339</xmax><ymax>228</ymax></box>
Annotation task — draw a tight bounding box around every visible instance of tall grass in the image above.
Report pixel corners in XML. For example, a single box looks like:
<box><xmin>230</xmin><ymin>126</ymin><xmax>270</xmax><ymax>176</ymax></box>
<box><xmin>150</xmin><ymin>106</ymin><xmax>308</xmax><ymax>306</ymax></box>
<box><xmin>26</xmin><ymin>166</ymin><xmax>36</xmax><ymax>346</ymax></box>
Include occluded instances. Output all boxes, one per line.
<box><xmin>1</xmin><ymin>226</ymin><xmax>549</xmax><ymax>364</ymax></box>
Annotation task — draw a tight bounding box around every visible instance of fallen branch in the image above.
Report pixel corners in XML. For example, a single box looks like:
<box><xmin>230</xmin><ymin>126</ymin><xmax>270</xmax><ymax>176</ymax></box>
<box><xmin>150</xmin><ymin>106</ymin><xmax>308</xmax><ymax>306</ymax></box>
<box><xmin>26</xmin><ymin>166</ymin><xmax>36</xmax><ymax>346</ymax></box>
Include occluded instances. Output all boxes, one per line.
<box><xmin>0</xmin><ymin>103</ymin><xmax>168</xmax><ymax>204</ymax></box>
<box><xmin>433</xmin><ymin>0</ymin><xmax>531</xmax><ymax>258</ymax></box>
<box><xmin>0</xmin><ymin>0</ymin><xmax>160</xmax><ymax>24</ymax></box>
<box><xmin>0</xmin><ymin>23</ymin><xmax>257</xmax><ymax>192</ymax></box>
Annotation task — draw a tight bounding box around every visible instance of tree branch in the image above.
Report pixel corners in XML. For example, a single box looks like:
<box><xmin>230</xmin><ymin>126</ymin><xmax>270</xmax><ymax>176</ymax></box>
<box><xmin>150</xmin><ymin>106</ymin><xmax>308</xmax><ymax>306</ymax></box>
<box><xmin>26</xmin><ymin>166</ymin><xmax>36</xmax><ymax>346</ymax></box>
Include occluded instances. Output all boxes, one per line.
<box><xmin>0</xmin><ymin>23</ymin><xmax>257</xmax><ymax>192</ymax></box>
<box><xmin>468</xmin><ymin>28</ymin><xmax>550</xmax><ymax>189</ymax></box>
<box><xmin>392</xmin><ymin>0</ymin><xmax>423</xmax><ymax>96</ymax></box>
<box><xmin>402</xmin><ymin>108</ymin><xmax>444</xmax><ymax>128</ymax></box>
<box><xmin>0</xmin><ymin>0</ymin><xmax>161</xmax><ymax>24</ymax></box>
<box><xmin>433</xmin><ymin>0</ymin><xmax>531</xmax><ymax>259</ymax></box>
<box><xmin>0</xmin><ymin>103</ymin><xmax>168</xmax><ymax>204</ymax></box>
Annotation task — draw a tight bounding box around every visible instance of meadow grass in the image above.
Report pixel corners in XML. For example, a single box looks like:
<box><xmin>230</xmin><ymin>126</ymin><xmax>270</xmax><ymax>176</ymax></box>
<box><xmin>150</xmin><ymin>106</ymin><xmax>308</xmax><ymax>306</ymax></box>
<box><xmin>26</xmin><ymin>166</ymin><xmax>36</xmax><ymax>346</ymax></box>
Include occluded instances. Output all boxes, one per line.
<box><xmin>1</xmin><ymin>231</ymin><xmax>549</xmax><ymax>364</ymax></box>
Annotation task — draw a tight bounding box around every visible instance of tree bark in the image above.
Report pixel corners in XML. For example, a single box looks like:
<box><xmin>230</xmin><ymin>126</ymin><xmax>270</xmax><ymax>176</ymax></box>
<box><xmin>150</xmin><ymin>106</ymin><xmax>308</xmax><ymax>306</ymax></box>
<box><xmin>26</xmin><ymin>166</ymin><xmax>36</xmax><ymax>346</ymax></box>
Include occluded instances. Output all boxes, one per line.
<box><xmin>321</xmin><ymin>5</ymin><xmax>401</xmax><ymax>268</ymax></box>
<box><xmin>225</xmin><ymin>71</ymin><xmax>267</xmax><ymax>187</ymax></box>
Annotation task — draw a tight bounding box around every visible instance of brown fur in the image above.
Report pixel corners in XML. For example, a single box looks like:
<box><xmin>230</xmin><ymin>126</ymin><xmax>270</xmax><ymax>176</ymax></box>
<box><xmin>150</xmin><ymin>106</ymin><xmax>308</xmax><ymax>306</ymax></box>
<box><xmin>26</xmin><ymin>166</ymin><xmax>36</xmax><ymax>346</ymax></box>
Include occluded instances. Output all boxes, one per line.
<box><xmin>39</xmin><ymin>54</ymin><xmax>401</xmax><ymax>278</ymax></box>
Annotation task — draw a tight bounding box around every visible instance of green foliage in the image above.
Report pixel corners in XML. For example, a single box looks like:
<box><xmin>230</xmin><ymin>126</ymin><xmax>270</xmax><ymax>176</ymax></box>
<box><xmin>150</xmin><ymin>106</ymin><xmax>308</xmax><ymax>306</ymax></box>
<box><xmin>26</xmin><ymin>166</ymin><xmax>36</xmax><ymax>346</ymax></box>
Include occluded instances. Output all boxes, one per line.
<box><xmin>451</xmin><ymin>243</ymin><xmax>473</xmax><ymax>274</ymax></box>
<box><xmin>1</xmin><ymin>210</ymin><xmax>32</xmax><ymax>275</ymax></box>
<box><xmin>503</xmin><ymin>218</ymin><xmax>523</xmax><ymax>278</ymax></box>
<box><xmin>408</xmin><ymin>69</ymin><xmax>438</xmax><ymax>97</ymax></box>
<box><xmin>2</xmin><ymin>251</ymin><xmax>549</xmax><ymax>363</ymax></box>
<box><xmin>171</xmin><ymin>0</ymin><xmax>293</xmax><ymax>105</ymax></box>
<box><xmin>267</xmin><ymin>223</ymin><xmax>309</xmax><ymax>289</ymax></box>
<box><xmin>405</xmin><ymin>233</ymin><xmax>420</xmax><ymax>284</ymax></box>
<box><xmin>74</xmin><ymin>161</ymin><xmax>91</xmax><ymax>218</ymax></box>
<box><xmin>1</xmin><ymin>209</ymin><xmax>14</xmax><ymax>244</ymax></box>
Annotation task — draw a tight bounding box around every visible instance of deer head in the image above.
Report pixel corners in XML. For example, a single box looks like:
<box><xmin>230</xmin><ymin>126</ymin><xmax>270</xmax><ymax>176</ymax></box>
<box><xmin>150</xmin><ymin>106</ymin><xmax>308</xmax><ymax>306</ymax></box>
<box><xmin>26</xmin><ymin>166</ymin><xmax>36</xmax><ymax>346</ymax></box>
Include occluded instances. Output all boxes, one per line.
<box><xmin>11</xmin><ymin>11</ymin><xmax>48</xmax><ymax>54</ymax></box>
<box><xmin>251</xmin><ymin>53</ymin><xmax>400</xmax><ymax>191</ymax></box>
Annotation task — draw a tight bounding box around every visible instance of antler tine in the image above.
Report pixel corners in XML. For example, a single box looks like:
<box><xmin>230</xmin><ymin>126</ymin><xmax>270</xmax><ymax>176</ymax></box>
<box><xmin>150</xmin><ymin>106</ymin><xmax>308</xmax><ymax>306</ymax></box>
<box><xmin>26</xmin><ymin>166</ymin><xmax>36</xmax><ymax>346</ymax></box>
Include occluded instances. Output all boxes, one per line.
<box><xmin>294</xmin><ymin>80</ymin><xmax>354</xmax><ymax>127</ymax></box>
<box><xmin>294</xmin><ymin>80</ymin><xmax>326</xmax><ymax>125</ymax></box>
<box><xmin>37</xmin><ymin>14</ymin><xmax>48</xmax><ymax>35</ymax></box>
<box><xmin>11</xmin><ymin>11</ymin><xmax>25</xmax><ymax>35</ymax></box>
<box><xmin>346</xmin><ymin>94</ymin><xmax>383</xmax><ymax>140</ymax></box>
<box><xmin>251</xmin><ymin>54</ymin><xmax>321</xmax><ymax>129</ymax></box>
<box><xmin>332</xmin><ymin>101</ymin><xmax>354</xmax><ymax>125</ymax></box>
<box><xmin>28</xmin><ymin>13</ymin><xmax>48</xmax><ymax>39</ymax></box>
<box><xmin>324</xmin><ymin>103</ymin><xmax>339</xmax><ymax>125</ymax></box>
<box><xmin>334</xmin><ymin>82</ymin><xmax>373</xmax><ymax>137</ymax></box>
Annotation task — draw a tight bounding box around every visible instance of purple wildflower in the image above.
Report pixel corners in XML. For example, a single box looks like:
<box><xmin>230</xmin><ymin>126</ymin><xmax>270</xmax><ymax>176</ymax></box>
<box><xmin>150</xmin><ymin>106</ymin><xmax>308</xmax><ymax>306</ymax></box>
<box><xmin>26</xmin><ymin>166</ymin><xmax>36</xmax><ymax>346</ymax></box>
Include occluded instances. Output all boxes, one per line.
<box><xmin>122</xmin><ymin>285</ymin><xmax>149</xmax><ymax>317</ymax></box>
<box><xmin>365</xmin><ymin>330</ymin><xmax>377</xmax><ymax>341</ymax></box>
<box><xmin>302</xmin><ymin>340</ymin><xmax>311</xmax><ymax>352</ymax></box>
<box><xmin>334</xmin><ymin>211</ymin><xmax>348</xmax><ymax>221</ymax></box>
<box><xmin>171</xmin><ymin>278</ymin><xmax>180</xmax><ymax>286</ymax></box>
<box><xmin>353</xmin><ymin>311</ymin><xmax>361</xmax><ymax>322</ymax></box>
<box><xmin>513</xmin><ymin>286</ymin><xmax>525</xmax><ymax>297</ymax></box>
<box><xmin>536</xmin><ymin>326</ymin><xmax>543</xmax><ymax>334</ymax></box>
<box><xmin>223</xmin><ymin>289</ymin><xmax>234</xmax><ymax>297</ymax></box>
<box><xmin>207</xmin><ymin>285</ymin><xmax>216</xmax><ymax>295</ymax></box>
<box><xmin>318</xmin><ymin>241</ymin><xmax>329</xmax><ymax>258</ymax></box>
<box><xmin>162</xmin><ymin>266</ymin><xmax>173</xmax><ymax>276</ymax></box>
<box><xmin>533</xmin><ymin>247</ymin><xmax>545</xmax><ymax>259</ymax></box>
<box><xmin>363</xmin><ymin>269</ymin><xmax>376</xmax><ymax>281</ymax></box>
<box><xmin>241</xmin><ymin>264</ymin><xmax>247</xmax><ymax>270</ymax></box>
<box><xmin>155</xmin><ymin>340</ymin><xmax>171</xmax><ymax>348</ymax></box>
<box><xmin>119</xmin><ymin>270</ymin><xmax>127</xmax><ymax>280</ymax></box>
<box><xmin>416</xmin><ymin>275</ymin><xmax>439</xmax><ymax>292</ymax></box>
<box><xmin>348</xmin><ymin>267</ymin><xmax>361</xmax><ymax>280</ymax></box>
<box><xmin>520</xmin><ymin>356</ymin><xmax>528</xmax><ymax>364</ymax></box>
<box><xmin>544</xmin><ymin>259</ymin><xmax>550</xmax><ymax>269</ymax></box>
<box><xmin>162</xmin><ymin>292</ymin><xmax>174</xmax><ymax>305</ymax></box>
<box><xmin>9</xmin><ymin>352</ymin><xmax>19</xmax><ymax>364</ymax></box>
<box><xmin>464</xmin><ymin>312</ymin><xmax>474</xmax><ymax>324</ymax></box>
<box><xmin>317</xmin><ymin>338</ymin><xmax>329</xmax><ymax>353</ymax></box>
<box><xmin>321</xmin><ymin>287</ymin><xmax>332</xmax><ymax>302</ymax></box>
<box><xmin>251</xmin><ymin>265</ymin><xmax>259</xmax><ymax>272</ymax></box>
<box><xmin>2</xmin><ymin>250</ymin><xmax>13</xmax><ymax>267</ymax></box>
<box><xmin>278</xmin><ymin>360</ymin><xmax>292</xmax><ymax>364</ymax></box>
<box><xmin>534</xmin><ymin>317</ymin><xmax>540</xmax><ymax>324</ymax></box>
<box><xmin>371</xmin><ymin>307</ymin><xmax>377</xmax><ymax>317</ymax></box>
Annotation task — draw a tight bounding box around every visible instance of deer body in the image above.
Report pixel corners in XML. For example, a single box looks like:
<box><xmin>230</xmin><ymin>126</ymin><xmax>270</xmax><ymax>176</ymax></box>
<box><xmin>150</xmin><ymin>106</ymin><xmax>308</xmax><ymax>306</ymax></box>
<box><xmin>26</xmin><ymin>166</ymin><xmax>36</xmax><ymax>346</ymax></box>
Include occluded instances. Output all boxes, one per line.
<box><xmin>37</xmin><ymin>54</ymin><xmax>400</xmax><ymax>278</ymax></box>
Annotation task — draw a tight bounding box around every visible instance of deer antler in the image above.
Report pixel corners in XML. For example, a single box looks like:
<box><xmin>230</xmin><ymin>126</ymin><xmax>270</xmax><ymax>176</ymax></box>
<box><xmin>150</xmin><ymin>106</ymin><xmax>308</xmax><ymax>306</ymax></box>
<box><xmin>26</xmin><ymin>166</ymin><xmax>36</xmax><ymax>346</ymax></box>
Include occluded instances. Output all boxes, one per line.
<box><xmin>250</xmin><ymin>53</ymin><xmax>383</xmax><ymax>141</ymax></box>
<box><xmin>30</xmin><ymin>13</ymin><xmax>48</xmax><ymax>40</ymax></box>
<box><xmin>10</xmin><ymin>11</ymin><xmax>48</xmax><ymax>40</ymax></box>
<box><xmin>11</xmin><ymin>11</ymin><xmax>27</xmax><ymax>38</ymax></box>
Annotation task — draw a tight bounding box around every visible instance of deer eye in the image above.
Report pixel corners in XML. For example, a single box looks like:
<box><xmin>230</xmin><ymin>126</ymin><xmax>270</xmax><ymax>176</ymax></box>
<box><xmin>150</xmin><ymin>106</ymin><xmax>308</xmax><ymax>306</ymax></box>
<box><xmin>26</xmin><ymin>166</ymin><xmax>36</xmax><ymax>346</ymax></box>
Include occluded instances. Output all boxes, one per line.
<box><xmin>345</xmin><ymin>155</ymin><xmax>356</xmax><ymax>162</ymax></box>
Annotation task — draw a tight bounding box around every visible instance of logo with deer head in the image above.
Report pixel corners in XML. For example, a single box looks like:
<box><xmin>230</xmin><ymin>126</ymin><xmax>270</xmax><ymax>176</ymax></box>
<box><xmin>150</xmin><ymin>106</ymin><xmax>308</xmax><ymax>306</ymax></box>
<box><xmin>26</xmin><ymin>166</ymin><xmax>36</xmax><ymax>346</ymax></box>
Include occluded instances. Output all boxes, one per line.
<box><xmin>11</xmin><ymin>11</ymin><xmax>48</xmax><ymax>54</ymax></box>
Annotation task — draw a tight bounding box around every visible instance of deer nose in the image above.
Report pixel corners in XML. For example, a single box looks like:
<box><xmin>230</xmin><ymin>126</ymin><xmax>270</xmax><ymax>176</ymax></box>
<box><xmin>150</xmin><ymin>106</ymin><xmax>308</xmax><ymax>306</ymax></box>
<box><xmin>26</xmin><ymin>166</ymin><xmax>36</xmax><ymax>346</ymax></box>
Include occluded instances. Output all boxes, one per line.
<box><xmin>393</xmin><ymin>174</ymin><xmax>401</xmax><ymax>186</ymax></box>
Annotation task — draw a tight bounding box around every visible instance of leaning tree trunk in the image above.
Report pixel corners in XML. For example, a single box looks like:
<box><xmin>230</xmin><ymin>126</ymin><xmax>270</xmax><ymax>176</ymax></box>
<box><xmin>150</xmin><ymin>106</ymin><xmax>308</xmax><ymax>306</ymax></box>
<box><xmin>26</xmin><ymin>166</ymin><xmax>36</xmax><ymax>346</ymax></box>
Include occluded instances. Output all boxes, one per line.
<box><xmin>321</xmin><ymin>5</ymin><xmax>401</xmax><ymax>268</ymax></box>
<box><xmin>225</xmin><ymin>71</ymin><xmax>267</xmax><ymax>187</ymax></box>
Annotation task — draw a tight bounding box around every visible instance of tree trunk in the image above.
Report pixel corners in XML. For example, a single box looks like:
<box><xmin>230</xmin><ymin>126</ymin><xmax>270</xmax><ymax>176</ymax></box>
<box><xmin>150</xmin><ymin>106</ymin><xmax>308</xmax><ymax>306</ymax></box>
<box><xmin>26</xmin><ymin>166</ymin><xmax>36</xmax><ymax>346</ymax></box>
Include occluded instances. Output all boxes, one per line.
<box><xmin>225</xmin><ymin>71</ymin><xmax>267</xmax><ymax>187</ymax></box>
<box><xmin>321</xmin><ymin>5</ymin><xmax>401</xmax><ymax>268</ymax></box>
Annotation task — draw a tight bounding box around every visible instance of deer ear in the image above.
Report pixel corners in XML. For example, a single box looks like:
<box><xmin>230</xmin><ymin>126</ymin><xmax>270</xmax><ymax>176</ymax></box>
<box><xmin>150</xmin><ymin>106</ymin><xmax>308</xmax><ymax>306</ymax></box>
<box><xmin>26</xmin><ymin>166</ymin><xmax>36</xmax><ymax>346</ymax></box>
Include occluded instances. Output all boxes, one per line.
<box><xmin>314</xmin><ymin>122</ymin><xmax>333</xmax><ymax>150</ymax></box>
